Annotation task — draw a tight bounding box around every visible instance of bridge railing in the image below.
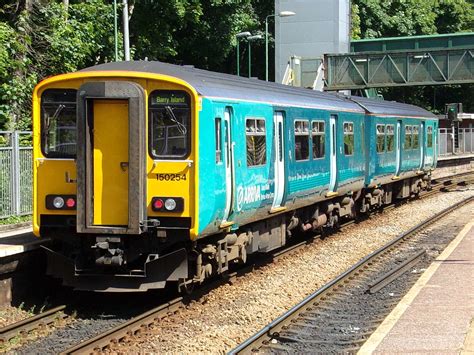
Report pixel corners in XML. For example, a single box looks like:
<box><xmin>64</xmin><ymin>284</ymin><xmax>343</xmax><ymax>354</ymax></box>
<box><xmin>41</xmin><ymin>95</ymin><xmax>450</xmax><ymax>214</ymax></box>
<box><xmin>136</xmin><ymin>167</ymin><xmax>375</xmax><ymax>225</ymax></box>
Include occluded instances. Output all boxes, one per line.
<box><xmin>0</xmin><ymin>131</ymin><xmax>33</xmax><ymax>219</ymax></box>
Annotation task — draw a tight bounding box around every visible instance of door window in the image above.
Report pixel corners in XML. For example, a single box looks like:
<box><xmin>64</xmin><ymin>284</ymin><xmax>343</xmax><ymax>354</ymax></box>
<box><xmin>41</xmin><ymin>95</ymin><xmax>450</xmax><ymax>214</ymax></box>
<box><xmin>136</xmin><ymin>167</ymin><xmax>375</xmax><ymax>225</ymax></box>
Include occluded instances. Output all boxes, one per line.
<box><xmin>343</xmin><ymin>122</ymin><xmax>354</xmax><ymax>156</ymax></box>
<box><xmin>405</xmin><ymin>126</ymin><xmax>412</xmax><ymax>149</ymax></box>
<box><xmin>312</xmin><ymin>121</ymin><xmax>325</xmax><ymax>159</ymax></box>
<box><xmin>246</xmin><ymin>118</ymin><xmax>266</xmax><ymax>166</ymax></box>
<box><xmin>376</xmin><ymin>124</ymin><xmax>385</xmax><ymax>153</ymax></box>
<box><xmin>427</xmin><ymin>126</ymin><xmax>433</xmax><ymax>147</ymax></box>
<box><xmin>294</xmin><ymin>120</ymin><xmax>309</xmax><ymax>161</ymax></box>
<box><xmin>215</xmin><ymin>117</ymin><xmax>222</xmax><ymax>163</ymax></box>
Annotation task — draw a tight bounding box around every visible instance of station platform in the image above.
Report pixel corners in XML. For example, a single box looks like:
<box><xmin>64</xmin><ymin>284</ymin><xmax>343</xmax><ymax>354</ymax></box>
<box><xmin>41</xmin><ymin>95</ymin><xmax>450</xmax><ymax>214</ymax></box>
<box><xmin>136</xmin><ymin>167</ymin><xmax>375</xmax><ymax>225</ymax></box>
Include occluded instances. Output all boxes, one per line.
<box><xmin>359</xmin><ymin>222</ymin><xmax>474</xmax><ymax>354</ymax></box>
<box><xmin>0</xmin><ymin>225</ymin><xmax>42</xmax><ymax>258</ymax></box>
<box><xmin>437</xmin><ymin>153</ymin><xmax>474</xmax><ymax>168</ymax></box>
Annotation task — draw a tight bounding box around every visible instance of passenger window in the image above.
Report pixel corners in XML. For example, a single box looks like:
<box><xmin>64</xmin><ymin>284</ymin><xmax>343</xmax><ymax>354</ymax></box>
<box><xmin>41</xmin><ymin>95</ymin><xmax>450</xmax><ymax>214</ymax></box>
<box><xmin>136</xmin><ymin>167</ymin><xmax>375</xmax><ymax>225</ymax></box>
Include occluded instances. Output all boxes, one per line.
<box><xmin>376</xmin><ymin>124</ymin><xmax>385</xmax><ymax>153</ymax></box>
<box><xmin>405</xmin><ymin>126</ymin><xmax>412</xmax><ymax>149</ymax></box>
<box><xmin>294</xmin><ymin>120</ymin><xmax>309</xmax><ymax>161</ymax></box>
<box><xmin>215</xmin><ymin>117</ymin><xmax>222</xmax><ymax>163</ymax></box>
<box><xmin>427</xmin><ymin>126</ymin><xmax>433</xmax><ymax>148</ymax></box>
<box><xmin>344</xmin><ymin>122</ymin><xmax>354</xmax><ymax>156</ymax></box>
<box><xmin>149</xmin><ymin>90</ymin><xmax>191</xmax><ymax>159</ymax></box>
<box><xmin>312</xmin><ymin>121</ymin><xmax>325</xmax><ymax>159</ymax></box>
<box><xmin>412</xmin><ymin>125</ymin><xmax>419</xmax><ymax>149</ymax></box>
<box><xmin>386</xmin><ymin>125</ymin><xmax>395</xmax><ymax>152</ymax></box>
<box><xmin>41</xmin><ymin>89</ymin><xmax>77</xmax><ymax>158</ymax></box>
<box><xmin>246</xmin><ymin>118</ymin><xmax>266</xmax><ymax>166</ymax></box>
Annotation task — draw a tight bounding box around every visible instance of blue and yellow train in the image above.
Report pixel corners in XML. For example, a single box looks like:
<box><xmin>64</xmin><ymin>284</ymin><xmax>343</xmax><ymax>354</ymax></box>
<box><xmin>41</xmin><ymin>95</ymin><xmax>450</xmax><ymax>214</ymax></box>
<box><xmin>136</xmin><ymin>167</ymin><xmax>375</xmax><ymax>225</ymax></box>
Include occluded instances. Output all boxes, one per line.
<box><xmin>33</xmin><ymin>61</ymin><xmax>438</xmax><ymax>291</ymax></box>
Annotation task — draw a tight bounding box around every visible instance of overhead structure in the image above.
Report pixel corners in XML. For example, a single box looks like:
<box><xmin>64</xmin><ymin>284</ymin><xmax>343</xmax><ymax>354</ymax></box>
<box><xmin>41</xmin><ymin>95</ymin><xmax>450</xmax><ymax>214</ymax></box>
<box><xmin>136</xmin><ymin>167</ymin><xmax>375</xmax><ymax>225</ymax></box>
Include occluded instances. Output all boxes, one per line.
<box><xmin>275</xmin><ymin>0</ymin><xmax>350</xmax><ymax>83</ymax></box>
<box><xmin>324</xmin><ymin>32</ymin><xmax>474</xmax><ymax>90</ymax></box>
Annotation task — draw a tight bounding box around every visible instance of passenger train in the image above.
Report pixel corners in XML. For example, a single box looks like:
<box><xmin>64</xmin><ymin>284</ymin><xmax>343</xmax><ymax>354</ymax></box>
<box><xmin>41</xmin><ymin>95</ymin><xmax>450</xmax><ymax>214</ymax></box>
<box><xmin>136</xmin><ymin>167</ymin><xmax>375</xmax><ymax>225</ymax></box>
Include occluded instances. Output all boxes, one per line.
<box><xmin>33</xmin><ymin>61</ymin><xmax>438</xmax><ymax>291</ymax></box>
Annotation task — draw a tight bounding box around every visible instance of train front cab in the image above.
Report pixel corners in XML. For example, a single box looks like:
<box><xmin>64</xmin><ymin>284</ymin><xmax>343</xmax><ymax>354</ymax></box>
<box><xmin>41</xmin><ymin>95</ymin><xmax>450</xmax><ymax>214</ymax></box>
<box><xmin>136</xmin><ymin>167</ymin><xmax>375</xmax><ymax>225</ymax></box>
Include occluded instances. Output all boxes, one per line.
<box><xmin>33</xmin><ymin>72</ymin><xmax>200</xmax><ymax>291</ymax></box>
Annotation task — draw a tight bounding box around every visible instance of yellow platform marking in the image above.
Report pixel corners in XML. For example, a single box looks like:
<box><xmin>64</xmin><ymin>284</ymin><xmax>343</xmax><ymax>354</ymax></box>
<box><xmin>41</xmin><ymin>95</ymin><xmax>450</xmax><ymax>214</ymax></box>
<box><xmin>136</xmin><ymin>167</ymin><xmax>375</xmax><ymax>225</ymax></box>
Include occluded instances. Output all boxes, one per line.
<box><xmin>326</xmin><ymin>191</ymin><xmax>339</xmax><ymax>198</ymax></box>
<box><xmin>93</xmin><ymin>100</ymin><xmax>129</xmax><ymax>226</ymax></box>
<box><xmin>391</xmin><ymin>175</ymin><xmax>400</xmax><ymax>180</ymax></box>
<box><xmin>358</xmin><ymin>221</ymin><xmax>474</xmax><ymax>355</ymax></box>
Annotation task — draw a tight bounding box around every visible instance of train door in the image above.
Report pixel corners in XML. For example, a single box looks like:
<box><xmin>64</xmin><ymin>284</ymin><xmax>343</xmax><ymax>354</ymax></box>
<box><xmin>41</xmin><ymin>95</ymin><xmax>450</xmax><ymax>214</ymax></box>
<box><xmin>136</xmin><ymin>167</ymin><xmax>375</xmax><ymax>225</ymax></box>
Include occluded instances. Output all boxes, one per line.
<box><xmin>420</xmin><ymin>122</ymin><xmax>425</xmax><ymax>169</ymax></box>
<box><xmin>222</xmin><ymin>107</ymin><xmax>234</xmax><ymax>224</ymax></box>
<box><xmin>76</xmin><ymin>81</ymin><xmax>146</xmax><ymax>235</ymax></box>
<box><xmin>395</xmin><ymin>120</ymin><xmax>402</xmax><ymax>176</ymax></box>
<box><xmin>92</xmin><ymin>100</ymin><xmax>129</xmax><ymax>226</ymax></box>
<box><xmin>329</xmin><ymin>114</ymin><xmax>338</xmax><ymax>192</ymax></box>
<box><xmin>272</xmin><ymin>112</ymin><xmax>285</xmax><ymax>210</ymax></box>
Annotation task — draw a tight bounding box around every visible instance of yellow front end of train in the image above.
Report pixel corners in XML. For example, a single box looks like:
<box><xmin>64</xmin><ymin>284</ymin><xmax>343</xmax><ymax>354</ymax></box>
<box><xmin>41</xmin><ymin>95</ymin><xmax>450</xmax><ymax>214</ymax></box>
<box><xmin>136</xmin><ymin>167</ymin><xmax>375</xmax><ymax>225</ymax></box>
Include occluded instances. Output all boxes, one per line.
<box><xmin>32</xmin><ymin>70</ymin><xmax>200</xmax><ymax>291</ymax></box>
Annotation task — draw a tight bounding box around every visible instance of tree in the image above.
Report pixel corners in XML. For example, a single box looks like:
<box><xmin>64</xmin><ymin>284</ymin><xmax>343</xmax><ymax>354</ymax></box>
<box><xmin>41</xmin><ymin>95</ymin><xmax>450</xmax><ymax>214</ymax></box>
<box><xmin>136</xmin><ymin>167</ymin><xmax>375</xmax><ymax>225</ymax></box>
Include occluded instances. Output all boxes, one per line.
<box><xmin>129</xmin><ymin>0</ymin><xmax>259</xmax><ymax>74</ymax></box>
<box><xmin>0</xmin><ymin>0</ymin><xmax>118</xmax><ymax>130</ymax></box>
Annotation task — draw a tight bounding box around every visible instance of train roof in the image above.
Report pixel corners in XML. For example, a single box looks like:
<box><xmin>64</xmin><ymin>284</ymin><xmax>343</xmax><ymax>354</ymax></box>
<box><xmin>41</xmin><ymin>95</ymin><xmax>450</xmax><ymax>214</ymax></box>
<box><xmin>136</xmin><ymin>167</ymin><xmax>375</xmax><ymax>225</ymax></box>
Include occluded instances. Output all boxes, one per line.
<box><xmin>347</xmin><ymin>96</ymin><xmax>437</xmax><ymax>119</ymax></box>
<box><xmin>81</xmin><ymin>61</ymin><xmax>436</xmax><ymax>119</ymax></box>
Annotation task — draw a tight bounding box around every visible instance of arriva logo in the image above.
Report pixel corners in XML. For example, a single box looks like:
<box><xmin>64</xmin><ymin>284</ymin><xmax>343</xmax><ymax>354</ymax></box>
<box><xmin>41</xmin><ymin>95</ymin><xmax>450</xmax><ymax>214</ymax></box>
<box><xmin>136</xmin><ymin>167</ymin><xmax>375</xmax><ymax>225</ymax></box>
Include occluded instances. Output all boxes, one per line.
<box><xmin>236</xmin><ymin>184</ymin><xmax>261</xmax><ymax>211</ymax></box>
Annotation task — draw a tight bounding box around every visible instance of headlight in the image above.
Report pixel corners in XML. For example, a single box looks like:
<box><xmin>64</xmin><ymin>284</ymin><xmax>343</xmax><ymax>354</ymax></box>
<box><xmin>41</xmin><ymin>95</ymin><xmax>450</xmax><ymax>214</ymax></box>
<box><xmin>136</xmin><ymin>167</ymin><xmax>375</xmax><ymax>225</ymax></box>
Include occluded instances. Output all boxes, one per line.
<box><xmin>165</xmin><ymin>198</ymin><xmax>177</xmax><ymax>211</ymax></box>
<box><xmin>53</xmin><ymin>197</ymin><xmax>65</xmax><ymax>209</ymax></box>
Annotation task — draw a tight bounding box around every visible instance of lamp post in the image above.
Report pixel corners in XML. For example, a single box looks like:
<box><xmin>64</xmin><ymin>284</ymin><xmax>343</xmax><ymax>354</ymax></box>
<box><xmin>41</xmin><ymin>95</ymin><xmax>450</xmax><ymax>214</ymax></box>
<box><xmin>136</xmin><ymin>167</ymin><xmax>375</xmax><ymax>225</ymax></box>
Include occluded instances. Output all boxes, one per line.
<box><xmin>122</xmin><ymin>0</ymin><xmax>130</xmax><ymax>61</ymax></box>
<box><xmin>247</xmin><ymin>34</ymin><xmax>263</xmax><ymax>78</ymax></box>
<box><xmin>113</xmin><ymin>0</ymin><xmax>118</xmax><ymax>61</ymax></box>
<box><xmin>236</xmin><ymin>32</ymin><xmax>251</xmax><ymax>76</ymax></box>
<box><xmin>265</xmin><ymin>11</ymin><xmax>296</xmax><ymax>81</ymax></box>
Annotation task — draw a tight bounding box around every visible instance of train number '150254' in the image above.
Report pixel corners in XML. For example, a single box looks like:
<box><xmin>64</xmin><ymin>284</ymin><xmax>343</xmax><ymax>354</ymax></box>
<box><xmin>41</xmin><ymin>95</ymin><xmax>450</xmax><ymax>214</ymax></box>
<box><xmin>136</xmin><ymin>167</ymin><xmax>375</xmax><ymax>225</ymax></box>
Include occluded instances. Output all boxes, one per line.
<box><xmin>156</xmin><ymin>173</ymin><xmax>187</xmax><ymax>181</ymax></box>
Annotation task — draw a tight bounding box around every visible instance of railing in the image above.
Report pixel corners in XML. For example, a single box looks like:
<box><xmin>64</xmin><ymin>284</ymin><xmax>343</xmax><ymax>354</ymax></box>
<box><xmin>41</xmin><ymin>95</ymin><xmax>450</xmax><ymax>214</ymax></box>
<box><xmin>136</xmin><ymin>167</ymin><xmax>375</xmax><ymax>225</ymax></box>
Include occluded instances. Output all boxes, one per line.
<box><xmin>0</xmin><ymin>131</ymin><xmax>33</xmax><ymax>219</ymax></box>
<box><xmin>324</xmin><ymin>48</ymin><xmax>474</xmax><ymax>90</ymax></box>
<box><xmin>438</xmin><ymin>128</ymin><xmax>474</xmax><ymax>156</ymax></box>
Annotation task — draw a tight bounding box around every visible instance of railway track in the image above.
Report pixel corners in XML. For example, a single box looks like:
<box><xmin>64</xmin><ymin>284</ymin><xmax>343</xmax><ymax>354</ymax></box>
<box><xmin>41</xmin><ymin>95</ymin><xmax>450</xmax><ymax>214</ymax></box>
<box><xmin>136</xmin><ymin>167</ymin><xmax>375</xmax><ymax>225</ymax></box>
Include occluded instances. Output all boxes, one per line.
<box><xmin>56</xmin><ymin>171</ymin><xmax>473</xmax><ymax>354</ymax></box>
<box><xmin>229</xmin><ymin>195</ymin><xmax>474</xmax><ymax>354</ymax></box>
<box><xmin>0</xmin><ymin>305</ymin><xmax>67</xmax><ymax>345</ymax></box>
<box><xmin>5</xmin><ymin>171</ymin><xmax>472</xmax><ymax>353</ymax></box>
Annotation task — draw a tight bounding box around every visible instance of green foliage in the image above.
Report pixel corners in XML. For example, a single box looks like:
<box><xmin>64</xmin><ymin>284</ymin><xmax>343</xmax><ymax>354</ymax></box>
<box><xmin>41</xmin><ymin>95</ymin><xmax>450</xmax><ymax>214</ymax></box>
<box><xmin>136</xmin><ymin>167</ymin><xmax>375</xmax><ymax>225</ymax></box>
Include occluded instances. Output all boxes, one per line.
<box><xmin>352</xmin><ymin>0</ymin><xmax>474</xmax><ymax>39</ymax></box>
<box><xmin>0</xmin><ymin>0</ymin><xmax>118</xmax><ymax>131</ymax></box>
<box><xmin>130</xmin><ymin>0</ymin><xmax>259</xmax><ymax>72</ymax></box>
<box><xmin>351</xmin><ymin>3</ymin><xmax>361</xmax><ymax>40</ymax></box>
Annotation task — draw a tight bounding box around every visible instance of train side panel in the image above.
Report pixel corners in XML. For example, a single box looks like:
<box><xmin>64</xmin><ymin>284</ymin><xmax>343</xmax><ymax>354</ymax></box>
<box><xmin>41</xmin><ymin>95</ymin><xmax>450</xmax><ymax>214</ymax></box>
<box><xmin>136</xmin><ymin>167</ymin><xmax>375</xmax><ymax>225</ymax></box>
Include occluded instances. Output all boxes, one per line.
<box><xmin>335</xmin><ymin>112</ymin><xmax>366</xmax><ymax>195</ymax></box>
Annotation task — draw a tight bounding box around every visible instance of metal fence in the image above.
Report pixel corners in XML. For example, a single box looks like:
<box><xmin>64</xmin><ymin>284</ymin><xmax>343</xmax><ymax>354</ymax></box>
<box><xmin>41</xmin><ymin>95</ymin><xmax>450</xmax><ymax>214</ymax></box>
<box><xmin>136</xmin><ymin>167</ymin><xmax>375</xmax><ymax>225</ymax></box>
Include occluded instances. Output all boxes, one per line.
<box><xmin>438</xmin><ymin>128</ymin><xmax>474</xmax><ymax>156</ymax></box>
<box><xmin>0</xmin><ymin>131</ymin><xmax>33</xmax><ymax>219</ymax></box>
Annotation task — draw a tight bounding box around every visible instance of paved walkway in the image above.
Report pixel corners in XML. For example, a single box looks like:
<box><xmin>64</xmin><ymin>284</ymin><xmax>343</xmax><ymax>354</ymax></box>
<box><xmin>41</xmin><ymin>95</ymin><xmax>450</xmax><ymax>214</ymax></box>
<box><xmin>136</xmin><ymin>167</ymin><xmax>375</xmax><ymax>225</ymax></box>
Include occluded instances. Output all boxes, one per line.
<box><xmin>0</xmin><ymin>226</ymin><xmax>41</xmax><ymax>258</ymax></box>
<box><xmin>359</xmin><ymin>222</ymin><xmax>474</xmax><ymax>354</ymax></box>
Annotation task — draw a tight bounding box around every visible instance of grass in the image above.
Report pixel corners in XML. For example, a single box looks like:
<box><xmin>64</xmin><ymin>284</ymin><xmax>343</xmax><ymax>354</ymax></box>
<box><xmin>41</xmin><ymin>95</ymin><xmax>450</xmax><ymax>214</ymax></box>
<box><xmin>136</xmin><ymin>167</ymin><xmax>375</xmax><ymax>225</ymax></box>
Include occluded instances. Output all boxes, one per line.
<box><xmin>0</xmin><ymin>214</ymin><xmax>32</xmax><ymax>226</ymax></box>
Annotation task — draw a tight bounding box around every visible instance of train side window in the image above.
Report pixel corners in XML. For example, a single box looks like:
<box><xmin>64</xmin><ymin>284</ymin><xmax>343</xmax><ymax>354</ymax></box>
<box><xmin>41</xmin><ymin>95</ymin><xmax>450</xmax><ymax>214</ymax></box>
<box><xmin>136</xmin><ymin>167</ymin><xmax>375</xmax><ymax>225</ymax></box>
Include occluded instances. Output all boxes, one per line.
<box><xmin>427</xmin><ymin>126</ymin><xmax>433</xmax><ymax>148</ymax></box>
<box><xmin>376</xmin><ymin>124</ymin><xmax>385</xmax><ymax>153</ymax></box>
<box><xmin>41</xmin><ymin>89</ymin><xmax>77</xmax><ymax>158</ymax></box>
<box><xmin>386</xmin><ymin>125</ymin><xmax>395</xmax><ymax>152</ymax></box>
<box><xmin>412</xmin><ymin>125</ymin><xmax>419</xmax><ymax>148</ymax></box>
<box><xmin>246</xmin><ymin>118</ymin><xmax>266</xmax><ymax>166</ymax></box>
<box><xmin>405</xmin><ymin>125</ymin><xmax>412</xmax><ymax>149</ymax></box>
<box><xmin>312</xmin><ymin>121</ymin><xmax>325</xmax><ymax>159</ymax></box>
<box><xmin>343</xmin><ymin>122</ymin><xmax>354</xmax><ymax>156</ymax></box>
<box><xmin>294</xmin><ymin>120</ymin><xmax>309</xmax><ymax>161</ymax></box>
<box><xmin>215</xmin><ymin>117</ymin><xmax>222</xmax><ymax>163</ymax></box>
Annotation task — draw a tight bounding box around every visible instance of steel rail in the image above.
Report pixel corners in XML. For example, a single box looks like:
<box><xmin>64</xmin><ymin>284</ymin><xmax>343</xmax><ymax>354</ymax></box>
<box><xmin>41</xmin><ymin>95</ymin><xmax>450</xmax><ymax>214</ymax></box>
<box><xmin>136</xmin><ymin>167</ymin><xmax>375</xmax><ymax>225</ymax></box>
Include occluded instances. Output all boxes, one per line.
<box><xmin>367</xmin><ymin>249</ymin><xmax>426</xmax><ymax>294</ymax></box>
<box><xmin>228</xmin><ymin>195</ymin><xmax>474</xmax><ymax>354</ymax></box>
<box><xmin>0</xmin><ymin>305</ymin><xmax>67</xmax><ymax>344</ymax></box>
<box><xmin>60</xmin><ymin>298</ymin><xmax>183</xmax><ymax>354</ymax></box>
